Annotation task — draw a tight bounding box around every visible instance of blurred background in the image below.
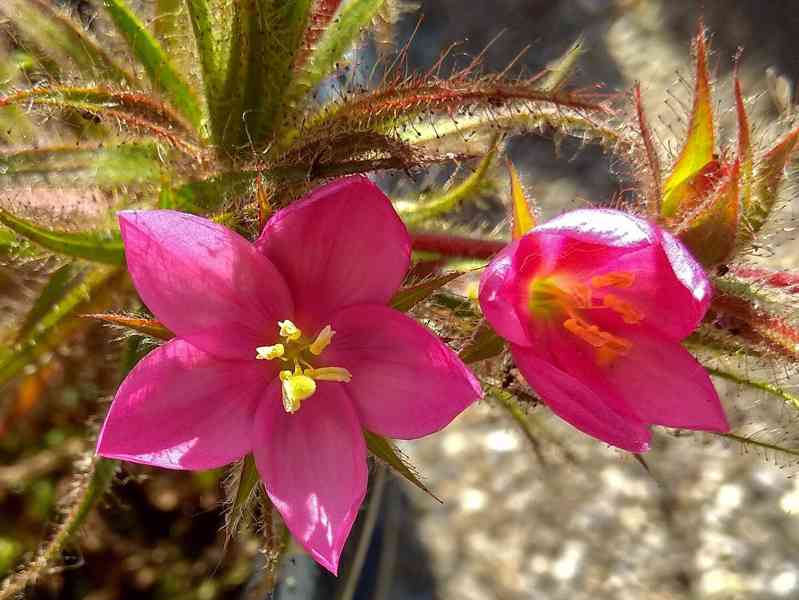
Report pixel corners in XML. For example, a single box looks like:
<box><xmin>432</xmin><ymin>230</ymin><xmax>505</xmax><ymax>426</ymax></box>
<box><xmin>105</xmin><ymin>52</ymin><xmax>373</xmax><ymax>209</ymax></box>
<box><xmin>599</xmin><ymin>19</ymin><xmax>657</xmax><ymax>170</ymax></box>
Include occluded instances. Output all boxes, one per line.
<box><xmin>2</xmin><ymin>1</ymin><xmax>799</xmax><ymax>599</ymax></box>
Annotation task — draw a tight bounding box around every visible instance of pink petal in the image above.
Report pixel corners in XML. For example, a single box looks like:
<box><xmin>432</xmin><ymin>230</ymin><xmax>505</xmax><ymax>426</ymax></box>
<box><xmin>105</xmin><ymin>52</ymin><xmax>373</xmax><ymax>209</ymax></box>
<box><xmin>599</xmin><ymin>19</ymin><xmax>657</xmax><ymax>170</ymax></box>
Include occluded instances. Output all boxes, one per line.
<box><xmin>601</xmin><ymin>329</ymin><xmax>729</xmax><ymax>432</ymax></box>
<box><xmin>256</xmin><ymin>177</ymin><xmax>410</xmax><ymax>330</ymax></box>
<box><xmin>253</xmin><ymin>381</ymin><xmax>367</xmax><ymax>575</ymax></box>
<box><xmin>535</xmin><ymin>208</ymin><xmax>656</xmax><ymax>248</ymax></box>
<box><xmin>97</xmin><ymin>339</ymin><xmax>268</xmax><ymax>469</ymax></box>
<box><xmin>120</xmin><ymin>210</ymin><xmax>293</xmax><ymax>360</ymax></box>
<box><xmin>510</xmin><ymin>343</ymin><xmax>651</xmax><ymax>452</ymax></box>
<box><xmin>478</xmin><ymin>240</ymin><xmax>532</xmax><ymax>346</ymax></box>
<box><xmin>324</xmin><ymin>304</ymin><xmax>481</xmax><ymax>439</ymax></box>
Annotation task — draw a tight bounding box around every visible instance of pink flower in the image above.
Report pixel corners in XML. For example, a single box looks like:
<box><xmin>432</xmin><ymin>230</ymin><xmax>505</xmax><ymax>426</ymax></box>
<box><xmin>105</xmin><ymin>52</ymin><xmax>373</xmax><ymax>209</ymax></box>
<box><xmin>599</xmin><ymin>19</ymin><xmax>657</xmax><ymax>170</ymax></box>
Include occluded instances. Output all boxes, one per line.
<box><xmin>479</xmin><ymin>208</ymin><xmax>729</xmax><ymax>452</ymax></box>
<box><xmin>97</xmin><ymin>176</ymin><xmax>481</xmax><ymax>574</ymax></box>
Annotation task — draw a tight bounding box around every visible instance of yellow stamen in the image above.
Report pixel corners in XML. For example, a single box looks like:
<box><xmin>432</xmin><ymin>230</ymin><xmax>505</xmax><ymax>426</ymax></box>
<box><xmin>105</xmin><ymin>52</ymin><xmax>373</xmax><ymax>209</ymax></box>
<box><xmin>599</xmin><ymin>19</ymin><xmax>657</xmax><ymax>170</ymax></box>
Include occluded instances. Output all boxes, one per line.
<box><xmin>256</xmin><ymin>344</ymin><xmax>285</xmax><ymax>360</ymax></box>
<box><xmin>602</xmin><ymin>293</ymin><xmax>644</xmax><ymax>324</ymax></box>
<box><xmin>278</xmin><ymin>320</ymin><xmax>302</xmax><ymax>341</ymax></box>
<box><xmin>304</xmin><ymin>367</ymin><xmax>352</xmax><ymax>382</ymax></box>
<box><xmin>590</xmin><ymin>271</ymin><xmax>635</xmax><ymax>289</ymax></box>
<box><xmin>309</xmin><ymin>325</ymin><xmax>335</xmax><ymax>355</ymax></box>
<box><xmin>279</xmin><ymin>369</ymin><xmax>317</xmax><ymax>413</ymax></box>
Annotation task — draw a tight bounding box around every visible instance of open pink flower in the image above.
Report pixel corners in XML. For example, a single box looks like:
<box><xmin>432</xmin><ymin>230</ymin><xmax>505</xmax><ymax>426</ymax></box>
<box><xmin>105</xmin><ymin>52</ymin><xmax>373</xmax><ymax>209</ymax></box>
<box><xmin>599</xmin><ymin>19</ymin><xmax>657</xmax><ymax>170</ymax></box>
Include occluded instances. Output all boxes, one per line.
<box><xmin>479</xmin><ymin>208</ymin><xmax>729</xmax><ymax>452</ymax></box>
<box><xmin>97</xmin><ymin>176</ymin><xmax>481</xmax><ymax>574</ymax></box>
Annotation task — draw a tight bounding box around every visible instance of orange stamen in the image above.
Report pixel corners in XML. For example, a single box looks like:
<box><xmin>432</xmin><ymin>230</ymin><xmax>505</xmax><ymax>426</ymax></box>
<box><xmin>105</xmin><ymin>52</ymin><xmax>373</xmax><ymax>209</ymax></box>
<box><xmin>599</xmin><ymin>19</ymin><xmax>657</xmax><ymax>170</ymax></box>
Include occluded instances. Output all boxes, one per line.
<box><xmin>590</xmin><ymin>271</ymin><xmax>635</xmax><ymax>289</ymax></box>
<box><xmin>602</xmin><ymin>293</ymin><xmax>644</xmax><ymax>324</ymax></box>
<box><xmin>563</xmin><ymin>316</ymin><xmax>632</xmax><ymax>366</ymax></box>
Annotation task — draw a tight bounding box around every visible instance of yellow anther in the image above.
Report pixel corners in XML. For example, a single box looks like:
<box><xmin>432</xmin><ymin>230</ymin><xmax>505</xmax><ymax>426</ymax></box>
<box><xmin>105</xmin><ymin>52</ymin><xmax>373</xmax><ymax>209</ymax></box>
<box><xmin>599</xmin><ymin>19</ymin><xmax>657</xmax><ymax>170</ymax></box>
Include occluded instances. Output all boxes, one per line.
<box><xmin>279</xmin><ymin>369</ymin><xmax>317</xmax><ymax>414</ymax></box>
<box><xmin>590</xmin><ymin>271</ymin><xmax>635</xmax><ymax>289</ymax></box>
<box><xmin>602</xmin><ymin>293</ymin><xmax>644</xmax><ymax>324</ymax></box>
<box><xmin>304</xmin><ymin>367</ymin><xmax>352</xmax><ymax>382</ymax></box>
<box><xmin>256</xmin><ymin>344</ymin><xmax>285</xmax><ymax>360</ymax></box>
<box><xmin>309</xmin><ymin>325</ymin><xmax>335</xmax><ymax>355</ymax></box>
<box><xmin>278</xmin><ymin>320</ymin><xmax>302</xmax><ymax>341</ymax></box>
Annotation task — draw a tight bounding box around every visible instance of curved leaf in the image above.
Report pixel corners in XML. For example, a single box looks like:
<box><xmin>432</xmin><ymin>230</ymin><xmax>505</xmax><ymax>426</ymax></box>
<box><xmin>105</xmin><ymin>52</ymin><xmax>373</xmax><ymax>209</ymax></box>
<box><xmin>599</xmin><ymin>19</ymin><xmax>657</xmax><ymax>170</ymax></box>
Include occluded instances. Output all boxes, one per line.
<box><xmin>281</xmin><ymin>0</ymin><xmax>387</xmax><ymax>112</ymax></box>
<box><xmin>0</xmin><ymin>0</ymin><xmax>135</xmax><ymax>86</ymax></box>
<box><xmin>0</xmin><ymin>266</ymin><xmax>121</xmax><ymax>386</ymax></box>
<box><xmin>0</xmin><ymin>211</ymin><xmax>124</xmax><ymax>264</ymax></box>
<box><xmin>0</xmin><ymin>144</ymin><xmax>164</xmax><ymax>187</ymax></box>
<box><xmin>102</xmin><ymin>0</ymin><xmax>203</xmax><ymax>131</ymax></box>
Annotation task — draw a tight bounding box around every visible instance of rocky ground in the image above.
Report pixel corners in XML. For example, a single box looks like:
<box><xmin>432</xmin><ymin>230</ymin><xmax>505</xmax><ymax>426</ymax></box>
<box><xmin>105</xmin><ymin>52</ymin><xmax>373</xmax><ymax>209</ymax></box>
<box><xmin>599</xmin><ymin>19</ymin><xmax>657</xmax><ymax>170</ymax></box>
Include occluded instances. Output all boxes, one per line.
<box><xmin>394</xmin><ymin>2</ymin><xmax>799</xmax><ymax>599</ymax></box>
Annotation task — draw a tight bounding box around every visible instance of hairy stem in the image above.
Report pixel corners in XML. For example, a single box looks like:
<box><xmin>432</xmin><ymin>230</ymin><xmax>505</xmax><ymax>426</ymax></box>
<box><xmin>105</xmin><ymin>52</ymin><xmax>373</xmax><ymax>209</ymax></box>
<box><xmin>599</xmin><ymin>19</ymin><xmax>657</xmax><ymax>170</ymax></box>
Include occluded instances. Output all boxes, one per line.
<box><xmin>411</xmin><ymin>232</ymin><xmax>505</xmax><ymax>259</ymax></box>
<box><xmin>0</xmin><ymin>457</ymin><xmax>118</xmax><ymax>599</ymax></box>
<box><xmin>706</xmin><ymin>366</ymin><xmax>799</xmax><ymax>411</ymax></box>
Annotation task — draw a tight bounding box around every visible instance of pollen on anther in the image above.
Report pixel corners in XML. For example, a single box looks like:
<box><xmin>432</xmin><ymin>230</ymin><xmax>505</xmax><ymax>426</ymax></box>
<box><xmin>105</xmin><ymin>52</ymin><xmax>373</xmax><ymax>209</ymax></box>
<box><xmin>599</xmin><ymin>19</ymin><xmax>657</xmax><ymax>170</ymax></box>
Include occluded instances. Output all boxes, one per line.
<box><xmin>309</xmin><ymin>325</ymin><xmax>335</xmax><ymax>355</ymax></box>
<box><xmin>590</xmin><ymin>271</ymin><xmax>635</xmax><ymax>289</ymax></box>
<box><xmin>256</xmin><ymin>344</ymin><xmax>284</xmax><ymax>360</ymax></box>
<box><xmin>278</xmin><ymin>320</ymin><xmax>302</xmax><ymax>341</ymax></box>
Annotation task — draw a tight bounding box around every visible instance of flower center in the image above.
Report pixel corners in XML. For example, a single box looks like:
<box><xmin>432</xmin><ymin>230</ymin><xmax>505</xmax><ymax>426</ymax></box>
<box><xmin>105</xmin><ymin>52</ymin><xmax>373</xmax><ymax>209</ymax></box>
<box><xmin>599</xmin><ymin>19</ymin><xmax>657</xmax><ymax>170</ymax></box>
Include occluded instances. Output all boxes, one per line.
<box><xmin>256</xmin><ymin>320</ymin><xmax>352</xmax><ymax>414</ymax></box>
<box><xmin>528</xmin><ymin>271</ymin><xmax>643</xmax><ymax>366</ymax></box>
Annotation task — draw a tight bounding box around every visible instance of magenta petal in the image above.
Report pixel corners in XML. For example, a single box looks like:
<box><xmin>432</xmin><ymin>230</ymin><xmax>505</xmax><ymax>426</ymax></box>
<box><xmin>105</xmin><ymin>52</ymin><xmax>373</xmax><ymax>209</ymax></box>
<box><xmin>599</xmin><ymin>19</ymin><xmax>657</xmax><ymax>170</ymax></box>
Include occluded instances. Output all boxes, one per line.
<box><xmin>602</xmin><ymin>330</ymin><xmax>729</xmax><ymax>432</ymax></box>
<box><xmin>478</xmin><ymin>240</ymin><xmax>532</xmax><ymax>346</ymax></box>
<box><xmin>324</xmin><ymin>305</ymin><xmax>480</xmax><ymax>439</ymax></box>
<box><xmin>510</xmin><ymin>344</ymin><xmax>651</xmax><ymax>452</ymax></box>
<box><xmin>256</xmin><ymin>176</ymin><xmax>411</xmax><ymax>330</ymax></box>
<box><xmin>120</xmin><ymin>210</ymin><xmax>293</xmax><ymax>360</ymax></box>
<box><xmin>97</xmin><ymin>339</ymin><xmax>267</xmax><ymax>469</ymax></box>
<box><xmin>253</xmin><ymin>381</ymin><xmax>367</xmax><ymax>575</ymax></box>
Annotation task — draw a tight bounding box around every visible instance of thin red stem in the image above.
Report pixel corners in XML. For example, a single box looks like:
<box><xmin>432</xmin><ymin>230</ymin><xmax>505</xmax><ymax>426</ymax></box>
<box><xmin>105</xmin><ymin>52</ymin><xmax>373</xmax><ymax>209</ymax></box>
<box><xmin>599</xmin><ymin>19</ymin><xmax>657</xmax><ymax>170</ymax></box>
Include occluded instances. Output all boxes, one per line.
<box><xmin>731</xmin><ymin>266</ymin><xmax>799</xmax><ymax>292</ymax></box>
<box><xmin>411</xmin><ymin>232</ymin><xmax>505</xmax><ymax>259</ymax></box>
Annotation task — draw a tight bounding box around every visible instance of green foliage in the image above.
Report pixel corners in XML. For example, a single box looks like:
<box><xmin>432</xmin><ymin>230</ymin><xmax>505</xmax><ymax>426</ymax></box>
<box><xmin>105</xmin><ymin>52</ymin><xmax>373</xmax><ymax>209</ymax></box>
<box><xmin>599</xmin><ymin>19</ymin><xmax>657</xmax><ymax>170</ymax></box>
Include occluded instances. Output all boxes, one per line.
<box><xmin>0</xmin><ymin>211</ymin><xmax>124</xmax><ymax>264</ymax></box>
<box><xmin>102</xmin><ymin>0</ymin><xmax>203</xmax><ymax>131</ymax></box>
<box><xmin>364</xmin><ymin>430</ymin><xmax>439</xmax><ymax>501</ymax></box>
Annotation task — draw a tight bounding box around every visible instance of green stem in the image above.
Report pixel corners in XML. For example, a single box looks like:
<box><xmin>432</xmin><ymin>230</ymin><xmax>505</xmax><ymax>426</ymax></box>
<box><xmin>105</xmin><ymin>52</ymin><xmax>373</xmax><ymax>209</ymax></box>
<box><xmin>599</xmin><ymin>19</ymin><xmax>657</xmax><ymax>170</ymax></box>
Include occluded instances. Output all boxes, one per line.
<box><xmin>0</xmin><ymin>457</ymin><xmax>118</xmax><ymax>599</ymax></box>
<box><xmin>706</xmin><ymin>366</ymin><xmax>799</xmax><ymax>411</ymax></box>
<box><xmin>338</xmin><ymin>464</ymin><xmax>388</xmax><ymax>600</ymax></box>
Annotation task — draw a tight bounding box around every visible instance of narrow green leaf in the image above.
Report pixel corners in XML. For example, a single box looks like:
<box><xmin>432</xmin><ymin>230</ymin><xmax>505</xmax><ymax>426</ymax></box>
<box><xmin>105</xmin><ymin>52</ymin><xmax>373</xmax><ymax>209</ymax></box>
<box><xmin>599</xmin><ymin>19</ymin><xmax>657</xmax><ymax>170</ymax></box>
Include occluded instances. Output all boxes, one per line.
<box><xmin>102</xmin><ymin>0</ymin><xmax>203</xmax><ymax>131</ymax></box>
<box><xmin>154</xmin><ymin>0</ymin><xmax>187</xmax><ymax>64</ymax></box>
<box><xmin>398</xmin><ymin>143</ymin><xmax>498</xmax><ymax>225</ymax></box>
<box><xmin>717</xmin><ymin>432</ymin><xmax>799</xmax><ymax>459</ymax></box>
<box><xmin>484</xmin><ymin>384</ymin><xmax>546</xmax><ymax>465</ymax></box>
<box><xmin>224</xmin><ymin>454</ymin><xmax>260</xmax><ymax>539</ymax></box>
<box><xmin>185</xmin><ymin>0</ymin><xmax>225</xmax><ymax>136</ymax></box>
<box><xmin>281</xmin><ymin>0</ymin><xmax>387</xmax><ymax>112</ymax></box>
<box><xmin>746</xmin><ymin>127</ymin><xmax>799</xmax><ymax>235</ymax></box>
<box><xmin>16</xmin><ymin>262</ymin><xmax>79</xmax><ymax>342</ymax></box>
<box><xmin>459</xmin><ymin>319</ymin><xmax>505</xmax><ymax>363</ymax></box>
<box><xmin>390</xmin><ymin>271</ymin><xmax>463</xmax><ymax>312</ymax></box>
<box><xmin>248</xmin><ymin>0</ymin><xmax>314</xmax><ymax>145</ymax></box>
<box><xmin>364</xmin><ymin>431</ymin><xmax>440</xmax><ymax>502</ymax></box>
<box><xmin>0</xmin><ymin>211</ymin><xmax>124</xmax><ymax>264</ymax></box>
<box><xmin>84</xmin><ymin>313</ymin><xmax>174</xmax><ymax>340</ymax></box>
<box><xmin>0</xmin><ymin>266</ymin><xmax>121</xmax><ymax>386</ymax></box>
<box><xmin>707</xmin><ymin>366</ymin><xmax>799</xmax><ymax>412</ymax></box>
<box><xmin>0</xmin><ymin>0</ymin><xmax>135</xmax><ymax>86</ymax></box>
<box><xmin>0</xmin><ymin>144</ymin><xmax>164</xmax><ymax>188</ymax></box>
<box><xmin>538</xmin><ymin>37</ymin><xmax>584</xmax><ymax>93</ymax></box>
<box><xmin>0</xmin><ymin>50</ymin><xmax>38</xmax><ymax>145</ymax></box>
